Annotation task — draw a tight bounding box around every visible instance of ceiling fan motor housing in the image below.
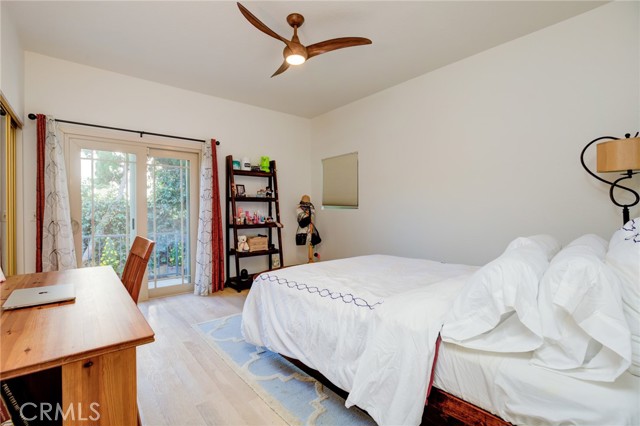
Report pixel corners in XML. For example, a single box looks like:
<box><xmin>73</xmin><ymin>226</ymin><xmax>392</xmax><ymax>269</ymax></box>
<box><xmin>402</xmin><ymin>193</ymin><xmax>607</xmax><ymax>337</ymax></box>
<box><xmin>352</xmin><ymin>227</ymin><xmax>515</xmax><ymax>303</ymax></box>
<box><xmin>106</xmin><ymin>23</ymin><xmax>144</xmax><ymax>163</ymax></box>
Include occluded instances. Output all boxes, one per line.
<box><xmin>286</xmin><ymin>13</ymin><xmax>305</xmax><ymax>28</ymax></box>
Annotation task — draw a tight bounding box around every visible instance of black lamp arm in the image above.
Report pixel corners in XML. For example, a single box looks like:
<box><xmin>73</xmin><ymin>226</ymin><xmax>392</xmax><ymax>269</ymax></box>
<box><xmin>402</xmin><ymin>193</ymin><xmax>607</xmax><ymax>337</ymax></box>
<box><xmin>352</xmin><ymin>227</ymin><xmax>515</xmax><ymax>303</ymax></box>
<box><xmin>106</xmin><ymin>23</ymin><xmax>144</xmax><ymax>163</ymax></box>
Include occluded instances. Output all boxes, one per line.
<box><xmin>611</xmin><ymin>172</ymin><xmax>639</xmax><ymax>224</ymax></box>
<box><xmin>580</xmin><ymin>135</ymin><xmax>617</xmax><ymax>186</ymax></box>
<box><xmin>609</xmin><ymin>171</ymin><xmax>640</xmax><ymax>209</ymax></box>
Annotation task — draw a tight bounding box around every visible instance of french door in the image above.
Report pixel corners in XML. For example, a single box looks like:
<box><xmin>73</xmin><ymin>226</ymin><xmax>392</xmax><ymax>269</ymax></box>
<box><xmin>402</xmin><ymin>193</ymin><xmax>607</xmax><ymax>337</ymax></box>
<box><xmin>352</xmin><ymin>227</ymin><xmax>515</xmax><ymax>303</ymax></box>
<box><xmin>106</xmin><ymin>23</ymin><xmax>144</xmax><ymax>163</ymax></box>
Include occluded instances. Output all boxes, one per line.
<box><xmin>146</xmin><ymin>149</ymin><xmax>197</xmax><ymax>294</ymax></box>
<box><xmin>68</xmin><ymin>135</ymin><xmax>198</xmax><ymax>299</ymax></box>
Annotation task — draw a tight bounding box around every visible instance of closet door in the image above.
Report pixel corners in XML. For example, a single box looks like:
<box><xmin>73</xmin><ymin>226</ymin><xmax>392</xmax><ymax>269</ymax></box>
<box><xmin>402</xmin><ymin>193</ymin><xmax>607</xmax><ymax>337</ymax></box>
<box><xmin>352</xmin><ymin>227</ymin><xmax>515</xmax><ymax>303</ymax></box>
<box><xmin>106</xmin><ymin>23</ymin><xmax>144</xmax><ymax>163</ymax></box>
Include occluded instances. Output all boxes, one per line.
<box><xmin>0</xmin><ymin>99</ymin><xmax>21</xmax><ymax>276</ymax></box>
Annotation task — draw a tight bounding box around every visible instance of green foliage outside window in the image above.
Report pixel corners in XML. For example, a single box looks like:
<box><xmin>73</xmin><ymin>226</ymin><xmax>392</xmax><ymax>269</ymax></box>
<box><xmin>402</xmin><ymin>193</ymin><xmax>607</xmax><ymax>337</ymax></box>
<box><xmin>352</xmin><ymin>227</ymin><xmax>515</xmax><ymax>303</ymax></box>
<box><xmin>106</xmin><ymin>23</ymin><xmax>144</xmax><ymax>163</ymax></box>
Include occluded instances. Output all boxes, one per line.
<box><xmin>100</xmin><ymin>237</ymin><xmax>121</xmax><ymax>272</ymax></box>
<box><xmin>81</xmin><ymin>151</ymin><xmax>190</xmax><ymax>280</ymax></box>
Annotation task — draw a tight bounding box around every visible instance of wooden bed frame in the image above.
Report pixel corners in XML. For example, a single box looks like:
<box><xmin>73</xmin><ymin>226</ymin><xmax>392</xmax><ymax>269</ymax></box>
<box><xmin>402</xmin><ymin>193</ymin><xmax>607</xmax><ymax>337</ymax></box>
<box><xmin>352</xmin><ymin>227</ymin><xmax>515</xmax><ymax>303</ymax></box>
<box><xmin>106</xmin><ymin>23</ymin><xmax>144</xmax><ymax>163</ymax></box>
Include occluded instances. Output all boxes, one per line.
<box><xmin>284</xmin><ymin>355</ymin><xmax>511</xmax><ymax>426</ymax></box>
<box><xmin>425</xmin><ymin>388</ymin><xmax>511</xmax><ymax>426</ymax></box>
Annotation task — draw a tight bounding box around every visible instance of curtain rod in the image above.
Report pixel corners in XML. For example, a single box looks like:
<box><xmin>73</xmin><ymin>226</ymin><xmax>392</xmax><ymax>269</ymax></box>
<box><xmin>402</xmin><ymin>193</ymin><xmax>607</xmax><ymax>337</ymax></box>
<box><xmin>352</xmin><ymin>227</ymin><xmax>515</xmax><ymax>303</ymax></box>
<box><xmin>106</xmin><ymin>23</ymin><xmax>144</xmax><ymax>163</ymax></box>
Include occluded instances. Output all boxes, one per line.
<box><xmin>27</xmin><ymin>113</ymin><xmax>220</xmax><ymax>145</ymax></box>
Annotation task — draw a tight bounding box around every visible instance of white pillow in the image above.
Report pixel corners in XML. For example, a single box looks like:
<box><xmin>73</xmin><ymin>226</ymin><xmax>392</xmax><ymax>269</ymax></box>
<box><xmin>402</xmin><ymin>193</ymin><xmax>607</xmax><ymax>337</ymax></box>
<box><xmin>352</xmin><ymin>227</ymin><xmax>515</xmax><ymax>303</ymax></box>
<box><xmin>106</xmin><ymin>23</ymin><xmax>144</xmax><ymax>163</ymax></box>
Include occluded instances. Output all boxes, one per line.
<box><xmin>441</xmin><ymin>235</ymin><xmax>560</xmax><ymax>352</ymax></box>
<box><xmin>606</xmin><ymin>218</ymin><xmax>640</xmax><ymax>376</ymax></box>
<box><xmin>531</xmin><ymin>234</ymin><xmax>631</xmax><ymax>382</ymax></box>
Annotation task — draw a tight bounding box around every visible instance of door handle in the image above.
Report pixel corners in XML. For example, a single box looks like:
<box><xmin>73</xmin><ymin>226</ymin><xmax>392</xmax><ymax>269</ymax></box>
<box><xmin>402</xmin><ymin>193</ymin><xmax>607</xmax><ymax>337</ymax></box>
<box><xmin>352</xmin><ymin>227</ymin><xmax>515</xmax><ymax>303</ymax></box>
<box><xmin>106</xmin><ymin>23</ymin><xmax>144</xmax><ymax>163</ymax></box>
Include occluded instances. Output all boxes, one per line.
<box><xmin>71</xmin><ymin>219</ymin><xmax>80</xmax><ymax>234</ymax></box>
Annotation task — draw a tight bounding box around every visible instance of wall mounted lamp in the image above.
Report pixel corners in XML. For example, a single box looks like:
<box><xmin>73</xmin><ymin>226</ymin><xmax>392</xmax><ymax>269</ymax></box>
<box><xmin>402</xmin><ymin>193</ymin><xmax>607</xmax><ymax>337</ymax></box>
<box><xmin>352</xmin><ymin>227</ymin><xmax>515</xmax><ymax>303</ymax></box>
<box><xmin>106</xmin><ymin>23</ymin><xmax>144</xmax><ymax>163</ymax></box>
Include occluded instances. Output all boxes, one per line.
<box><xmin>581</xmin><ymin>132</ymin><xmax>640</xmax><ymax>225</ymax></box>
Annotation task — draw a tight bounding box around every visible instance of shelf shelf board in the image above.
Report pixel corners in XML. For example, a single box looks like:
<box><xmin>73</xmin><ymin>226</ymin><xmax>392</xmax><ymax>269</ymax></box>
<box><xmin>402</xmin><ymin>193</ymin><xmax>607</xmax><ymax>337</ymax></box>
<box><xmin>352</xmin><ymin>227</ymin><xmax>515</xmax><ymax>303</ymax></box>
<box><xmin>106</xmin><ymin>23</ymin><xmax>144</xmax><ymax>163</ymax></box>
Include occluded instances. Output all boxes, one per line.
<box><xmin>229</xmin><ymin>223</ymin><xmax>279</xmax><ymax>229</ymax></box>
<box><xmin>232</xmin><ymin>169</ymin><xmax>273</xmax><ymax>177</ymax></box>
<box><xmin>230</xmin><ymin>196</ymin><xmax>277</xmax><ymax>202</ymax></box>
<box><xmin>225</xmin><ymin>276</ymin><xmax>252</xmax><ymax>292</ymax></box>
<box><xmin>229</xmin><ymin>248</ymin><xmax>280</xmax><ymax>258</ymax></box>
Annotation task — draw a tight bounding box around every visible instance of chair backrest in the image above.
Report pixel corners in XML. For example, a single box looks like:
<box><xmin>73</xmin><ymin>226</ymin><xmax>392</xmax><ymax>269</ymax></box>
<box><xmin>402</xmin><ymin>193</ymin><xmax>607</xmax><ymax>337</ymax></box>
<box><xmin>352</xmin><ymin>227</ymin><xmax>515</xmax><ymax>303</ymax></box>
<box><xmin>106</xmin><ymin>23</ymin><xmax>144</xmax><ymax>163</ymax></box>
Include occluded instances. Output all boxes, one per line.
<box><xmin>121</xmin><ymin>236</ymin><xmax>155</xmax><ymax>304</ymax></box>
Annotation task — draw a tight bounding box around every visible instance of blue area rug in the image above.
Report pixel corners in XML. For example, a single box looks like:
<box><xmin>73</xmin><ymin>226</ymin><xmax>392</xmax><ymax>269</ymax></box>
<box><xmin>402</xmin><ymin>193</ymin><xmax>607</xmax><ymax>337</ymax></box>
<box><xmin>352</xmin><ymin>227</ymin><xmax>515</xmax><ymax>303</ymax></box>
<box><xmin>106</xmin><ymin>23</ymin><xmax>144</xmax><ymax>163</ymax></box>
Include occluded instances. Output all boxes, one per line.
<box><xmin>193</xmin><ymin>314</ymin><xmax>375</xmax><ymax>426</ymax></box>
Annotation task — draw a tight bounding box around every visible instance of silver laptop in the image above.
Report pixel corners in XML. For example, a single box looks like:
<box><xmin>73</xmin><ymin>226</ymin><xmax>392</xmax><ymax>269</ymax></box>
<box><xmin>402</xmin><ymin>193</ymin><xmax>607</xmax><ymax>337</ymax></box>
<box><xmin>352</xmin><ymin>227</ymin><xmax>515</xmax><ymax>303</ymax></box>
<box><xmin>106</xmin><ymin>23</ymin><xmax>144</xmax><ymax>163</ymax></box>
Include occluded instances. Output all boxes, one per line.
<box><xmin>2</xmin><ymin>284</ymin><xmax>76</xmax><ymax>310</ymax></box>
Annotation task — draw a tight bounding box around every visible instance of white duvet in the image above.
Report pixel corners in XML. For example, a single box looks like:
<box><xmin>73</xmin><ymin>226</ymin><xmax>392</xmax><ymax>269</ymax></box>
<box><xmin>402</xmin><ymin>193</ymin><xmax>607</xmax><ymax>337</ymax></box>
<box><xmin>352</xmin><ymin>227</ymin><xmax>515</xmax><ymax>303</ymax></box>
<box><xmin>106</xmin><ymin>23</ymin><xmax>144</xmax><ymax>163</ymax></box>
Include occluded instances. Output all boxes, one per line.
<box><xmin>241</xmin><ymin>255</ymin><xmax>477</xmax><ymax>426</ymax></box>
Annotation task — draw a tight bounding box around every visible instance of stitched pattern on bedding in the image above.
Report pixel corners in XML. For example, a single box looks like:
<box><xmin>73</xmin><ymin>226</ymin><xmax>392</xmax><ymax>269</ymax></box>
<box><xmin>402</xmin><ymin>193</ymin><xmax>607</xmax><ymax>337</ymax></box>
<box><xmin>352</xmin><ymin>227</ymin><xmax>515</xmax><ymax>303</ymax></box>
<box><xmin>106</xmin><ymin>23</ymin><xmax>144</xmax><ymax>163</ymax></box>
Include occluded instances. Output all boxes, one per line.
<box><xmin>256</xmin><ymin>273</ymin><xmax>384</xmax><ymax>310</ymax></box>
<box><xmin>622</xmin><ymin>219</ymin><xmax>639</xmax><ymax>243</ymax></box>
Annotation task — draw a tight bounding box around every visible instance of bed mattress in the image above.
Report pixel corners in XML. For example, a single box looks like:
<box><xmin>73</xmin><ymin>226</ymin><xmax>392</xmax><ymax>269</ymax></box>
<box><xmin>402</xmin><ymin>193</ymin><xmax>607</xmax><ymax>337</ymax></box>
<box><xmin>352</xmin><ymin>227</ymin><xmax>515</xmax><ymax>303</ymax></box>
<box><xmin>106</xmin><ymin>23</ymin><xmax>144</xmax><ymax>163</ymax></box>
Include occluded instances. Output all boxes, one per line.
<box><xmin>433</xmin><ymin>341</ymin><xmax>640</xmax><ymax>425</ymax></box>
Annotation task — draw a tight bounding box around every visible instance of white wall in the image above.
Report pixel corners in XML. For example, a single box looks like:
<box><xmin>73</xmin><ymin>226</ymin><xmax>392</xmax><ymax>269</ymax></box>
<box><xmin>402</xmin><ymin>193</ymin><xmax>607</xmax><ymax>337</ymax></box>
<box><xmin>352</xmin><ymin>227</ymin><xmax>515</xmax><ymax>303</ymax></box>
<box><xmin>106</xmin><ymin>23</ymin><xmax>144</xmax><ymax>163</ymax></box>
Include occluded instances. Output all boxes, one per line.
<box><xmin>1</xmin><ymin>2</ymin><xmax>3</xmax><ymax>86</ymax></box>
<box><xmin>1</xmin><ymin>2</ymin><xmax>25</xmax><ymax>118</ymax></box>
<box><xmin>22</xmin><ymin>52</ymin><xmax>312</xmax><ymax>274</ymax></box>
<box><xmin>1</xmin><ymin>1</ymin><xmax>25</xmax><ymax>278</ymax></box>
<box><xmin>310</xmin><ymin>2</ymin><xmax>640</xmax><ymax>266</ymax></box>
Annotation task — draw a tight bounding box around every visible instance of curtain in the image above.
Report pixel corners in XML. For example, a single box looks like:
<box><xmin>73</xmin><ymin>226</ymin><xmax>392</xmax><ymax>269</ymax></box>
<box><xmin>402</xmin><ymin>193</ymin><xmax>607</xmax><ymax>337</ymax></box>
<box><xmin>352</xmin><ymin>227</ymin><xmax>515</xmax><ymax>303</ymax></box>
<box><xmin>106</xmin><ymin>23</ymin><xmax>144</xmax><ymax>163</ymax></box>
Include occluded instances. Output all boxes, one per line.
<box><xmin>36</xmin><ymin>116</ymin><xmax>45</xmax><ymax>271</ymax></box>
<box><xmin>194</xmin><ymin>139</ymin><xmax>224</xmax><ymax>295</ymax></box>
<box><xmin>36</xmin><ymin>115</ymin><xmax>77</xmax><ymax>272</ymax></box>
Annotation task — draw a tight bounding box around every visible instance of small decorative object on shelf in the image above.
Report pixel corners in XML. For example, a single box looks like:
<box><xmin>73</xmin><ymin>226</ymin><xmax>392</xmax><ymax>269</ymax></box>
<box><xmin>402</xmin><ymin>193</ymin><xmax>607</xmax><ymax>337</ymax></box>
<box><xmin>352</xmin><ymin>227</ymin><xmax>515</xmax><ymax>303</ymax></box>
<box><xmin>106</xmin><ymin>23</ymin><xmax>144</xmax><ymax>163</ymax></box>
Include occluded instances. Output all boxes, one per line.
<box><xmin>248</xmin><ymin>235</ymin><xmax>268</xmax><ymax>252</ymax></box>
<box><xmin>241</xmin><ymin>157</ymin><xmax>251</xmax><ymax>171</ymax></box>
<box><xmin>239</xmin><ymin>269</ymin><xmax>252</xmax><ymax>287</ymax></box>
<box><xmin>237</xmin><ymin>235</ymin><xmax>250</xmax><ymax>252</ymax></box>
<box><xmin>260</xmin><ymin>156</ymin><xmax>271</xmax><ymax>172</ymax></box>
<box><xmin>225</xmin><ymin>155</ymin><xmax>284</xmax><ymax>292</ymax></box>
<box><xmin>232</xmin><ymin>160</ymin><xmax>241</xmax><ymax>170</ymax></box>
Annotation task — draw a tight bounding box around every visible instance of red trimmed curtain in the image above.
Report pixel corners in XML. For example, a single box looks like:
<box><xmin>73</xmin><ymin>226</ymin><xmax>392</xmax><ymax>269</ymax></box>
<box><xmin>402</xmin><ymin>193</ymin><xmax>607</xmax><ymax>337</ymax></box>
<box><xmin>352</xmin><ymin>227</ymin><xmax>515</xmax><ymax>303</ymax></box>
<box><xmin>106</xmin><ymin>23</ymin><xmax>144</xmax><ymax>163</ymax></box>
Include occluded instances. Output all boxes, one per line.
<box><xmin>35</xmin><ymin>115</ymin><xmax>46</xmax><ymax>272</ymax></box>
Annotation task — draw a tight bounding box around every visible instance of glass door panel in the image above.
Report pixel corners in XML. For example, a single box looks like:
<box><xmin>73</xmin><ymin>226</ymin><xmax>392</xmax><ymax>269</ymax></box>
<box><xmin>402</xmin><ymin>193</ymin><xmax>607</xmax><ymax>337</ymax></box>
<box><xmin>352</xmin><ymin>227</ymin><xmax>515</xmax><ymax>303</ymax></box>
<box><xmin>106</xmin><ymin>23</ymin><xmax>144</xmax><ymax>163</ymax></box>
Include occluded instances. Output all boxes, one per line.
<box><xmin>147</xmin><ymin>150</ymin><xmax>198</xmax><ymax>294</ymax></box>
<box><xmin>80</xmin><ymin>149</ymin><xmax>136</xmax><ymax>275</ymax></box>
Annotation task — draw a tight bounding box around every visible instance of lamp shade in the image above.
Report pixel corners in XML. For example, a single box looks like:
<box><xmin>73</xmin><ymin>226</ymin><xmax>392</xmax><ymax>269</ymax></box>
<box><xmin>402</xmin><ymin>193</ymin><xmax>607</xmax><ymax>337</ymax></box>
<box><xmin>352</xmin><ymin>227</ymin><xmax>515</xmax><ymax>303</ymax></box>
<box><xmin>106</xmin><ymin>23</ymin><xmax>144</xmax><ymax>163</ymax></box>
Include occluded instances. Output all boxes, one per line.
<box><xmin>597</xmin><ymin>137</ymin><xmax>640</xmax><ymax>172</ymax></box>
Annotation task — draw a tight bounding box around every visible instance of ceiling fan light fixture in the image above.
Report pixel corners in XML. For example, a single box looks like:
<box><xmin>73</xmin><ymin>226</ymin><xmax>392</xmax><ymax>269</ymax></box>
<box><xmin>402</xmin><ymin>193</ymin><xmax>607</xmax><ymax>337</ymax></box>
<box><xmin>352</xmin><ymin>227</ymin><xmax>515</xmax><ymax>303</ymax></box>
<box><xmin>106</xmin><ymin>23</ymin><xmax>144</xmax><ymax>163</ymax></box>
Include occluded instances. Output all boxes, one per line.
<box><xmin>286</xmin><ymin>54</ymin><xmax>306</xmax><ymax>65</ymax></box>
<box><xmin>284</xmin><ymin>43</ymin><xmax>307</xmax><ymax>66</ymax></box>
<box><xmin>237</xmin><ymin>2</ymin><xmax>372</xmax><ymax>77</ymax></box>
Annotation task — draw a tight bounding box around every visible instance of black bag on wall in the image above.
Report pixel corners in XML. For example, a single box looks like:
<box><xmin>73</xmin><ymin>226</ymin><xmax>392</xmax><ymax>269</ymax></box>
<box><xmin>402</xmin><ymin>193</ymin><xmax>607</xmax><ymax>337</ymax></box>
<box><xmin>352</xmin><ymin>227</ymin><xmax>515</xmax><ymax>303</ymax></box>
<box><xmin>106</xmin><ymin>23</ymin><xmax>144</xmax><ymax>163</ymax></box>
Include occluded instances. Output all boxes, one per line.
<box><xmin>311</xmin><ymin>228</ymin><xmax>321</xmax><ymax>246</ymax></box>
<box><xmin>296</xmin><ymin>232</ymin><xmax>307</xmax><ymax>246</ymax></box>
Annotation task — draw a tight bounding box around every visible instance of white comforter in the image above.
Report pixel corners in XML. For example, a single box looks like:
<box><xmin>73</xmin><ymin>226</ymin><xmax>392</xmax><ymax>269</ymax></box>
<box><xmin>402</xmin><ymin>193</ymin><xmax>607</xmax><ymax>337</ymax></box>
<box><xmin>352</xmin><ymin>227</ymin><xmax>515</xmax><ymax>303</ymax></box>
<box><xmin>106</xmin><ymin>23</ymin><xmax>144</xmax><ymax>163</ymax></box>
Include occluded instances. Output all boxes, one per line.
<box><xmin>241</xmin><ymin>255</ymin><xmax>477</xmax><ymax>426</ymax></box>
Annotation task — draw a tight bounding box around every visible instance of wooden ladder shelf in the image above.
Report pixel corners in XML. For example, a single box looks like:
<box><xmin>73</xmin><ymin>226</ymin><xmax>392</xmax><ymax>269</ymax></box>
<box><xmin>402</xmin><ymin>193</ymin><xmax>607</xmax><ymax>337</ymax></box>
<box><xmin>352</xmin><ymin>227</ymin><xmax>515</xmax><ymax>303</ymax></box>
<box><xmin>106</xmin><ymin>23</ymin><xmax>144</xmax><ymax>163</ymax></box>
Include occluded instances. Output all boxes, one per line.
<box><xmin>224</xmin><ymin>155</ymin><xmax>284</xmax><ymax>291</ymax></box>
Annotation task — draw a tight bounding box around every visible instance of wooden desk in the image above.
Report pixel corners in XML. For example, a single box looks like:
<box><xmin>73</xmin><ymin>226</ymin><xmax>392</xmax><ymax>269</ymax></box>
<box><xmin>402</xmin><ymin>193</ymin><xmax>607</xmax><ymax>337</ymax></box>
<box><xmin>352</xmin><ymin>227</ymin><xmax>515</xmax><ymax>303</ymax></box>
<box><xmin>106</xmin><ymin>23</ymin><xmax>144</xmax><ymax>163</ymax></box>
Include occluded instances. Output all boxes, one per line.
<box><xmin>0</xmin><ymin>266</ymin><xmax>155</xmax><ymax>425</ymax></box>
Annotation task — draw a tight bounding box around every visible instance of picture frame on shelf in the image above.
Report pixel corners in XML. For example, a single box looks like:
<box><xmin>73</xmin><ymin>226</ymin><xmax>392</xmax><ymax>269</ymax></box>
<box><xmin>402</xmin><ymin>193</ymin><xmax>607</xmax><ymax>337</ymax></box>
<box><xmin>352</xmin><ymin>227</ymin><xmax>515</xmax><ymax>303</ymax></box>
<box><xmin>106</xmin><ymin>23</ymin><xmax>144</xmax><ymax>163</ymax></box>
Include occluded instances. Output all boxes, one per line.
<box><xmin>236</xmin><ymin>184</ymin><xmax>246</xmax><ymax>197</ymax></box>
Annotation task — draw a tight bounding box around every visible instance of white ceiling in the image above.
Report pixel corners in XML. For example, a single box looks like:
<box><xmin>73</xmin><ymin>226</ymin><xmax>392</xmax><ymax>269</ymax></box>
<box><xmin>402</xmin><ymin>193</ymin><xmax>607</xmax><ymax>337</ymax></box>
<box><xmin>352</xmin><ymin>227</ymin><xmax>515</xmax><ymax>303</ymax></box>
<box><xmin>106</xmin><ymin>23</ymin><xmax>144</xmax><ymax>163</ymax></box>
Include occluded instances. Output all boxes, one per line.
<box><xmin>6</xmin><ymin>1</ymin><xmax>606</xmax><ymax>118</ymax></box>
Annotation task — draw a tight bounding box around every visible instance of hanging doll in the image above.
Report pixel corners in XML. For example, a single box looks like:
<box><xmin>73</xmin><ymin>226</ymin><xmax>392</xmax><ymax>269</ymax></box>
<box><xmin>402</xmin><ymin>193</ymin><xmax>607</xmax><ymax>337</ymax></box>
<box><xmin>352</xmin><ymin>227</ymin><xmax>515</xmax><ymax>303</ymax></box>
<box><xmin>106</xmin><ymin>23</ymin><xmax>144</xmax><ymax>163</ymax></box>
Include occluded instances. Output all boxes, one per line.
<box><xmin>296</xmin><ymin>195</ymin><xmax>321</xmax><ymax>248</ymax></box>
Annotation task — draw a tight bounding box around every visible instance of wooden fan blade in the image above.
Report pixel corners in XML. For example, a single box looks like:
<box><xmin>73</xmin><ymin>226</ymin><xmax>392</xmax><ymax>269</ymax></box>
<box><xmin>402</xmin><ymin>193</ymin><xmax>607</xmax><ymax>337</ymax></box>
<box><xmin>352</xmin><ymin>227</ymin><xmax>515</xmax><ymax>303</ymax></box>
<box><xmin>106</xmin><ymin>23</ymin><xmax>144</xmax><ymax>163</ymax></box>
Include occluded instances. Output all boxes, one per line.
<box><xmin>237</xmin><ymin>2</ymin><xmax>291</xmax><ymax>47</ymax></box>
<box><xmin>306</xmin><ymin>37</ymin><xmax>372</xmax><ymax>59</ymax></box>
<box><xmin>271</xmin><ymin>60</ymin><xmax>290</xmax><ymax>78</ymax></box>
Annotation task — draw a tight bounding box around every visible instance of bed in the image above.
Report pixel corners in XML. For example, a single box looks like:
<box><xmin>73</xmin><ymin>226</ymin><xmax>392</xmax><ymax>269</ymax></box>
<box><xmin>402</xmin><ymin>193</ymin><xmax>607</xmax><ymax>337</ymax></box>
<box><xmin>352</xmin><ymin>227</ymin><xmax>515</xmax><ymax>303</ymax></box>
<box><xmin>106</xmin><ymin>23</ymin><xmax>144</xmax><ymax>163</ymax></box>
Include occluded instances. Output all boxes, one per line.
<box><xmin>241</xmin><ymin>228</ymin><xmax>640</xmax><ymax>426</ymax></box>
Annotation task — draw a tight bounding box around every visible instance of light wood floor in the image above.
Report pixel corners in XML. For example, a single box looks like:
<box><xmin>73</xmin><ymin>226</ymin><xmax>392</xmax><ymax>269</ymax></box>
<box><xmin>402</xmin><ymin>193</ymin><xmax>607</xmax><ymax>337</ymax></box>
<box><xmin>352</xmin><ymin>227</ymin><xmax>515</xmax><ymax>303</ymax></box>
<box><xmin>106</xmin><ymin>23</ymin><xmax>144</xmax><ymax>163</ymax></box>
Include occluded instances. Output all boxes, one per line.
<box><xmin>136</xmin><ymin>288</ymin><xmax>288</xmax><ymax>426</ymax></box>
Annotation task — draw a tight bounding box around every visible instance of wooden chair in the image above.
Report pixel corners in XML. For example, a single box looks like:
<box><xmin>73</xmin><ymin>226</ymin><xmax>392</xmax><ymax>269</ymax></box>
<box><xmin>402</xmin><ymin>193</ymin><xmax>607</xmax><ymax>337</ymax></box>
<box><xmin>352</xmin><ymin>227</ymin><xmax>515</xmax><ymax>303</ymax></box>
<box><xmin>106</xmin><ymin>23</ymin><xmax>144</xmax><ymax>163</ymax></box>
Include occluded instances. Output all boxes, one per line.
<box><xmin>121</xmin><ymin>236</ymin><xmax>154</xmax><ymax>304</ymax></box>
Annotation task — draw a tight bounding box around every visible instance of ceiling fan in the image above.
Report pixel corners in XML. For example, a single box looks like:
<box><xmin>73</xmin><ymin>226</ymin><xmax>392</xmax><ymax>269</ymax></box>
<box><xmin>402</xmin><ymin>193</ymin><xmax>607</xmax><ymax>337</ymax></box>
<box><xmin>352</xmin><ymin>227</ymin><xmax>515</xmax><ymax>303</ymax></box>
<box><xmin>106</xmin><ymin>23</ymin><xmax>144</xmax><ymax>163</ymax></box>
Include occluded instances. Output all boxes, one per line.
<box><xmin>237</xmin><ymin>2</ymin><xmax>372</xmax><ymax>77</ymax></box>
